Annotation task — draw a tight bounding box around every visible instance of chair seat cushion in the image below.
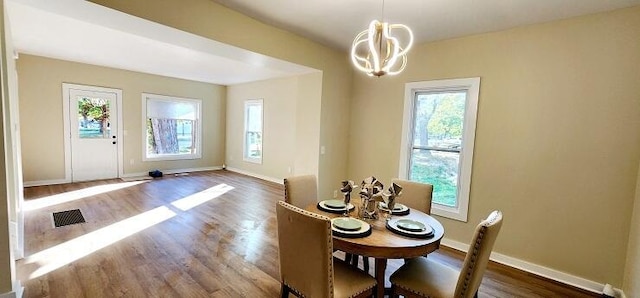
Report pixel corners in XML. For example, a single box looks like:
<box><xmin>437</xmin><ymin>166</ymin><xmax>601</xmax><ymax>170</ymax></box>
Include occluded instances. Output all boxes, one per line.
<box><xmin>333</xmin><ymin>258</ymin><xmax>377</xmax><ymax>297</ymax></box>
<box><xmin>390</xmin><ymin>257</ymin><xmax>459</xmax><ymax>298</ymax></box>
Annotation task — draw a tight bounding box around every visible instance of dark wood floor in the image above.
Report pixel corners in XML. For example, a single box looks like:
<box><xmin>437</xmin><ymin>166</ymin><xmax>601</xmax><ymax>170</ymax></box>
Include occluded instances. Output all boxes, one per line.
<box><xmin>17</xmin><ymin>170</ymin><xmax>598</xmax><ymax>297</ymax></box>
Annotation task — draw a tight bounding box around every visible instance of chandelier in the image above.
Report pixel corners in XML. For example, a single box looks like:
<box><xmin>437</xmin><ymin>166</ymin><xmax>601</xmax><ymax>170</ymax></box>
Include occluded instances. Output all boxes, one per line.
<box><xmin>350</xmin><ymin>3</ymin><xmax>414</xmax><ymax>77</ymax></box>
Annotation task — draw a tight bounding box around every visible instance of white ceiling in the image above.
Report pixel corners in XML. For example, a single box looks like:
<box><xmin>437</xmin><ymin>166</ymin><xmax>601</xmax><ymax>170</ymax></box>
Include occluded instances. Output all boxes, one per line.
<box><xmin>6</xmin><ymin>0</ymin><xmax>640</xmax><ymax>86</ymax></box>
<box><xmin>6</xmin><ymin>0</ymin><xmax>318</xmax><ymax>85</ymax></box>
<box><xmin>211</xmin><ymin>0</ymin><xmax>640</xmax><ymax>50</ymax></box>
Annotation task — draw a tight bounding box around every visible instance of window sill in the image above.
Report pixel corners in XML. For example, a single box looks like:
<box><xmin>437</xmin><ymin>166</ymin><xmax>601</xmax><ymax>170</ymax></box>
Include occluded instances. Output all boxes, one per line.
<box><xmin>143</xmin><ymin>153</ymin><xmax>201</xmax><ymax>162</ymax></box>
<box><xmin>432</xmin><ymin>204</ymin><xmax>468</xmax><ymax>222</ymax></box>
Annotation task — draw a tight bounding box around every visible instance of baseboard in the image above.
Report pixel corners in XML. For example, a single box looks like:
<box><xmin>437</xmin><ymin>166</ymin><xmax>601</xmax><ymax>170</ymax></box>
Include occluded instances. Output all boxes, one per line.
<box><xmin>0</xmin><ymin>281</ymin><xmax>23</xmax><ymax>298</ymax></box>
<box><xmin>441</xmin><ymin>238</ymin><xmax>623</xmax><ymax>296</ymax></box>
<box><xmin>27</xmin><ymin>167</ymin><xmax>223</xmax><ymax>186</ymax></box>
<box><xmin>23</xmin><ymin>178</ymin><xmax>70</xmax><ymax>187</ymax></box>
<box><xmin>616</xmin><ymin>289</ymin><xmax>626</xmax><ymax>298</ymax></box>
<box><xmin>225</xmin><ymin>167</ymin><xmax>283</xmax><ymax>185</ymax></box>
<box><xmin>120</xmin><ymin>166</ymin><xmax>222</xmax><ymax>179</ymax></box>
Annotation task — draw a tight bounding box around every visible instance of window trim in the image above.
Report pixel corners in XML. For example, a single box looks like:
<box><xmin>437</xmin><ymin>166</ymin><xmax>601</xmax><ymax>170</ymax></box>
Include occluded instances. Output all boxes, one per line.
<box><xmin>243</xmin><ymin>99</ymin><xmax>264</xmax><ymax>164</ymax></box>
<box><xmin>399</xmin><ymin>77</ymin><xmax>480</xmax><ymax>222</ymax></box>
<box><xmin>141</xmin><ymin>93</ymin><xmax>202</xmax><ymax>161</ymax></box>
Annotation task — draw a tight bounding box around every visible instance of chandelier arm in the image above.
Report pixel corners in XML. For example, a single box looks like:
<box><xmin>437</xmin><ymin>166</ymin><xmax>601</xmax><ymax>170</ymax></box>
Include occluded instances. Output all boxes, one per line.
<box><xmin>388</xmin><ymin>24</ymin><xmax>414</xmax><ymax>56</ymax></box>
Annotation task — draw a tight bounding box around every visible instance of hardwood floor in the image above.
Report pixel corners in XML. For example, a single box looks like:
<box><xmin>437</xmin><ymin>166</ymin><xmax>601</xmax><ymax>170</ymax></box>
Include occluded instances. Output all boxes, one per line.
<box><xmin>18</xmin><ymin>170</ymin><xmax>598</xmax><ymax>297</ymax></box>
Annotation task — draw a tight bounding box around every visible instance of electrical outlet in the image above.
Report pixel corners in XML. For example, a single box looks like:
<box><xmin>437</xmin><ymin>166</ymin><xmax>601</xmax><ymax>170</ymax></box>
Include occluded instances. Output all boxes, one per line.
<box><xmin>333</xmin><ymin>190</ymin><xmax>338</xmax><ymax>198</ymax></box>
<box><xmin>129</xmin><ymin>159</ymin><xmax>134</xmax><ymax>165</ymax></box>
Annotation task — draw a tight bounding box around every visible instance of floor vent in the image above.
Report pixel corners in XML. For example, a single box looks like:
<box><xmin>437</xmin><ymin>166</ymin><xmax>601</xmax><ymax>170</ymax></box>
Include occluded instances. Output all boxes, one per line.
<box><xmin>52</xmin><ymin>209</ymin><xmax>86</xmax><ymax>228</ymax></box>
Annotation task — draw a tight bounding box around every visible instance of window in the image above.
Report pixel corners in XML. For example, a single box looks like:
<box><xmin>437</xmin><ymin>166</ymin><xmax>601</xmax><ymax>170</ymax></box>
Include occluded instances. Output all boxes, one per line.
<box><xmin>142</xmin><ymin>93</ymin><xmax>202</xmax><ymax>161</ymax></box>
<box><xmin>244</xmin><ymin>99</ymin><xmax>263</xmax><ymax>164</ymax></box>
<box><xmin>399</xmin><ymin>78</ymin><xmax>480</xmax><ymax>221</ymax></box>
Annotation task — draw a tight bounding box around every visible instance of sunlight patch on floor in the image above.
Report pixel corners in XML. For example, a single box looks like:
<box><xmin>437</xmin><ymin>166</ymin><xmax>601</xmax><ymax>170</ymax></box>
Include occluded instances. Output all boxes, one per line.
<box><xmin>170</xmin><ymin>183</ymin><xmax>234</xmax><ymax>211</ymax></box>
<box><xmin>23</xmin><ymin>181</ymin><xmax>149</xmax><ymax>211</ymax></box>
<box><xmin>24</xmin><ymin>205</ymin><xmax>176</xmax><ymax>279</ymax></box>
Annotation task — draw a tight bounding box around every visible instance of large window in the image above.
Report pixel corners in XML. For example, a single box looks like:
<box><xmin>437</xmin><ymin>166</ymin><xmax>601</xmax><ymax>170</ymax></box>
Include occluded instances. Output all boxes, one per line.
<box><xmin>244</xmin><ymin>99</ymin><xmax>263</xmax><ymax>164</ymax></box>
<box><xmin>142</xmin><ymin>93</ymin><xmax>202</xmax><ymax>161</ymax></box>
<box><xmin>399</xmin><ymin>78</ymin><xmax>480</xmax><ymax>221</ymax></box>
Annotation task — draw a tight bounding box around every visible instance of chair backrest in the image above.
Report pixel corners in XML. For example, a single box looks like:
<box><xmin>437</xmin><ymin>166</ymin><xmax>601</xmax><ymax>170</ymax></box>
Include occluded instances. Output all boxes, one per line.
<box><xmin>276</xmin><ymin>201</ymin><xmax>334</xmax><ymax>297</ymax></box>
<box><xmin>454</xmin><ymin>210</ymin><xmax>503</xmax><ymax>298</ymax></box>
<box><xmin>391</xmin><ymin>178</ymin><xmax>433</xmax><ymax>214</ymax></box>
<box><xmin>283</xmin><ymin>175</ymin><xmax>318</xmax><ymax>208</ymax></box>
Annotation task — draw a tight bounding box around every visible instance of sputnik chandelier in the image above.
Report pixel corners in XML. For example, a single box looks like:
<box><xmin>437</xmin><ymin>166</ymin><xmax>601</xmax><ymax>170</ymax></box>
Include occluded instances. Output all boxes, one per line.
<box><xmin>350</xmin><ymin>1</ymin><xmax>414</xmax><ymax>77</ymax></box>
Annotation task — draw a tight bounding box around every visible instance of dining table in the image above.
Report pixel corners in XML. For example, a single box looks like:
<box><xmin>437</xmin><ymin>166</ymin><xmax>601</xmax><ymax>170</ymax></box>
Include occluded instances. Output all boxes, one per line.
<box><xmin>306</xmin><ymin>200</ymin><xmax>445</xmax><ymax>298</ymax></box>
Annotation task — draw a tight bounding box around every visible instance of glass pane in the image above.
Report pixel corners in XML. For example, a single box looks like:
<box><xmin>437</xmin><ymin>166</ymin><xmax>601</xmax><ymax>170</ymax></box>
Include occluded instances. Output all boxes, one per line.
<box><xmin>246</xmin><ymin>132</ymin><xmax>262</xmax><ymax>158</ymax></box>
<box><xmin>412</xmin><ymin>91</ymin><xmax>466</xmax><ymax>149</ymax></box>
<box><xmin>247</xmin><ymin>104</ymin><xmax>262</xmax><ymax>131</ymax></box>
<box><xmin>147</xmin><ymin>118</ymin><xmax>195</xmax><ymax>155</ymax></box>
<box><xmin>77</xmin><ymin>96</ymin><xmax>110</xmax><ymax>139</ymax></box>
<box><xmin>409</xmin><ymin>148</ymin><xmax>460</xmax><ymax>207</ymax></box>
<box><xmin>177</xmin><ymin>120</ymin><xmax>194</xmax><ymax>154</ymax></box>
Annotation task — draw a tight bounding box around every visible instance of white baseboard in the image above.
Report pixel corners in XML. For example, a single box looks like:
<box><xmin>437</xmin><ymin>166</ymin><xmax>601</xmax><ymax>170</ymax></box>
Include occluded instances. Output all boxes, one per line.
<box><xmin>0</xmin><ymin>281</ymin><xmax>23</xmax><ymax>298</ymax></box>
<box><xmin>441</xmin><ymin>238</ymin><xmax>624</xmax><ymax>296</ymax></box>
<box><xmin>23</xmin><ymin>178</ymin><xmax>70</xmax><ymax>187</ymax></box>
<box><xmin>118</xmin><ymin>166</ymin><xmax>224</xmax><ymax>179</ymax></box>
<box><xmin>225</xmin><ymin>167</ymin><xmax>283</xmax><ymax>185</ymax></box>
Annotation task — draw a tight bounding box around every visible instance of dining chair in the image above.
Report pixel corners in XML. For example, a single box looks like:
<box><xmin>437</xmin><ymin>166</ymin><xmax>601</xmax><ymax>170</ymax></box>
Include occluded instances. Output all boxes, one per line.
<box><xmin>276</xmin><ymin>201</ymin><xmax>377</xmax><ymax>298</ymax></box>
<box><xmin>389</xmin><ymin>210</ymin><xmax>503</xmax><ymax>298</ymax></box>
<box><xmin>391</xmin><ymin>178</ymin><xmax>433</xmax><ymax>214</ymax></box>
<box><xmin>283</xmin><ymin>174</ymin><xmax>318</xmax><ymax>208</ymax></box>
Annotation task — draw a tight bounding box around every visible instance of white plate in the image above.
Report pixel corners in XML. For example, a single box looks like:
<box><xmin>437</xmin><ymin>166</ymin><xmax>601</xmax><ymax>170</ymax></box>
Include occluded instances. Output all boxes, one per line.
<box><xmin>396</xmin><ymin>219</ymin><xmax>426</xmax><ymax>232</ymax></box>
<box><xmin>379</xmin><ymin>202</ymin><xmax>407</xmax><ymax>211</ymax></box>
<box><xmin>322</xmin><ymin>199</ymin><xmax>347</xmax><ymax>209</ymax></box>
<box><xmin>318</xmin><ymin>200</ymin><xmax>354</xmax><ymax>211</ymax></box>
<box><xmin>332</xmin><ymin>218</ymin><xmax>363</xmax><ymax>231</ymax></box>
<box><xmin>331</xmin><ymin>218</ymin><xmax>370</xmax><ymax>235</ymax></box>
<box><xmin>387</xmin><ymin>218</ymin><xmax>434</xmax><ymax>237</ymax></box>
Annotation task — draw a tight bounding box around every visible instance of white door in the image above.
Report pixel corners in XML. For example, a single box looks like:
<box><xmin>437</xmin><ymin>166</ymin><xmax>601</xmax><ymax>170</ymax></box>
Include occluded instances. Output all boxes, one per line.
<box><xmin>67</xmin><ymin>87</ymin><xmax>119</xmax><ymax>181</ymax></box>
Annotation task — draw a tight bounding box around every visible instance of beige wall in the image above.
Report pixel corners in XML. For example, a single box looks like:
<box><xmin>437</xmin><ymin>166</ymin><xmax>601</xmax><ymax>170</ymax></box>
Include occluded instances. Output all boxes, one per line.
<box><xmin>226</xmin><ymin>73</ymin><xmax>321</xmax><ymax>180</ymax></box>
<box><xmin>17</xmin><ymin>55</ymin><xmax>226</xmax><ymax>182</ymax></box>
<box><xmin>624</xmin><ymin>165</ymin><xmax>640</xmax><ymax>296</ymax></box>
<box><xmin>349</xmin><ymin>7</ymin><xmax>640</xmax><ymax>286</ymax></box>
<box><xmin>89</xmin><ymin>0</ymin><xmax>352</xmax><ymax>200</ymax></box>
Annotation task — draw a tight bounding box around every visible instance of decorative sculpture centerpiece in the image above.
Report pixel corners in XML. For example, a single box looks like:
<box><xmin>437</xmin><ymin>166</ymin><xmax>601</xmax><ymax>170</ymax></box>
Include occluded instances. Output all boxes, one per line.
<box><xmin>358</xmin><ymin>176</ymin><xmax>385</xmax><ymax>220</ymax></box>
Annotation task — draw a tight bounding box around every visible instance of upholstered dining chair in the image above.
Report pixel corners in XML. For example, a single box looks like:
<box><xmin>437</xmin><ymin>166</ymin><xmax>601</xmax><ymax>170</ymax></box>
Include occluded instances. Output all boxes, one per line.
<box><xmin>391</xmin><ymin>178</ymin><xmax>433</xmax><ymax>214</ymax></box>
<box><xmin>283</xmin><ymin>174</ymin><xmax>318</xmax><ymax>208</ymax></box>
<box><xmin>389</xmin><ymin>211</ymin><xmax>503</xmax><ymax>298</ymax></box>
<box><xmin>276</xmin><ymin>201</ymin><xmax>377</xmax><ymax>298</ymax></box>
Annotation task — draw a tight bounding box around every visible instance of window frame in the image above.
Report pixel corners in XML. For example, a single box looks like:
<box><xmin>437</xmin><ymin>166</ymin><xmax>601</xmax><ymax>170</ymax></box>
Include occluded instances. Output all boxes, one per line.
<box><xmin>141</xmin><ymin>93</ymin><xmax>202</xmax><ymax>161</ymax></box>
<box><xmin>243</xmin><ymin>99</ymin><xmax>264</xmax><ymax>164</ymax></box>
<box><xmin>399</xmin><ymin>77</ymin><xmax>480</xmax><ymax>222</ymax></box>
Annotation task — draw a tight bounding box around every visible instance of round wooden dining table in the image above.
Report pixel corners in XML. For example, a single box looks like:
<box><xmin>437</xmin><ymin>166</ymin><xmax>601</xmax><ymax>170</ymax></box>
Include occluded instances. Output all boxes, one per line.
<box><xmin>305</xmin><ymin>202</ymin><xmax>444</xmax><ymax>298</ymax></box>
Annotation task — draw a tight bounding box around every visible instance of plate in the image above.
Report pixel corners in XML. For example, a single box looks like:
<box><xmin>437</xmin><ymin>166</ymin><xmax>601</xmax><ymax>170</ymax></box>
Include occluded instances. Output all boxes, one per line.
<box><xmin>323</xmin><ymin>199</ymin><xmax>346</xmax><ymax>209</ymax></box>
<box><xmin>396</xmin><ymin>219</ymin><xmax>426</xmax><ymax>232</ymax></box>
<box><xmin>379</xmin><ymin>202</ymin><xmax>406</xmax><ymax>211</ymax></box>
<box><xmin>331</xmin><ymin>218</ymin><xmax>372</xmax><ymax>239</ymax></box>
<box><xmin>332</xmin><ymin>218</ymin><xmax>363</xmax><ymax>231</ymax></box>
<box><xmin>317</xmin><ymin>201</ymin><xmax>355</xmax><ymax>214</ymax></box>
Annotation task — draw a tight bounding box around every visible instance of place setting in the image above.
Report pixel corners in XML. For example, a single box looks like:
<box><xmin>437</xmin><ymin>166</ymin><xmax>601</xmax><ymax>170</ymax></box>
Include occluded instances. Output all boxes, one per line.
<box><xmin>386</xmin><ymin>217</ymin><xmax>434</xmax><ymax>239</ymax></box>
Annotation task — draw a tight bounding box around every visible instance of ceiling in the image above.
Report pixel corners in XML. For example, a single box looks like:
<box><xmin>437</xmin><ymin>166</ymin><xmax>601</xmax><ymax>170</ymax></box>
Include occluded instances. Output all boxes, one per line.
<box><xmin>211</xmin><ymin>0</ymin><xmax>640</xmax><ymax>50</ymax></box>
<box><xmin>7</xmin><ymin>0</ymin><xmax>317</xmax><ymax>85</ymax></box>
<box><xmin>6</xmin><ymin>0</ymin><xmax>640</xmax><ymax>86</ymax></box>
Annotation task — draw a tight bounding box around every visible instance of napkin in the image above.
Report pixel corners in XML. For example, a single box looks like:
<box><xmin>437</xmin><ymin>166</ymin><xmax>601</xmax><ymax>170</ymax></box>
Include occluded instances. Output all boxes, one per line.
<box><xmin>340</xmin><ymin>180</ymin><xmax>357</xmax><ymax>204</ymax></box>
<box><xmin>383</xmin><ymin>183</ymin><xmax>403</xmax><ymax>210</ymax></box>
<box><xmin>359</xmin><ymin>176</ymin><xmax>384</xmax><ymax>202</ymax></box>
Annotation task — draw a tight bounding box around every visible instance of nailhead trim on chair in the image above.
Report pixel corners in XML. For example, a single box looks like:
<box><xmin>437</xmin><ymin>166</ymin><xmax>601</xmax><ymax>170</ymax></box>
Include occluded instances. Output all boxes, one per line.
<box><xmin>459</xmin><ymin>225</ymin><xmax>486</xmax><ymax>296</ymax></box>
<box><xmin>278</xmin><ymin>201</ymin><xmax>335</xmax><ymax>297</ymax></box>
<box><xmin>283</xmin><ymin>179</ymin><xmax>291</xmax><ymax>203</ymax></box>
